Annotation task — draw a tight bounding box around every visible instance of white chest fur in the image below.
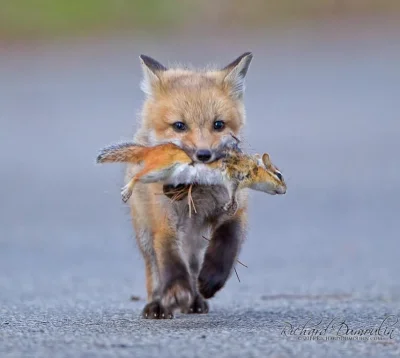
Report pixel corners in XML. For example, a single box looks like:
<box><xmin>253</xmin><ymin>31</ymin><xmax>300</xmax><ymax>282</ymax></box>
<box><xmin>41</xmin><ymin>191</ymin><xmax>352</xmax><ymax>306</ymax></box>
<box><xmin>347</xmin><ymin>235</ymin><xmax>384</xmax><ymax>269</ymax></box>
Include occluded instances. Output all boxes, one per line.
<box><xmin>166</xmin><ymin>164</ymin><xmax>226</xmax><ymax>186</ymax></box>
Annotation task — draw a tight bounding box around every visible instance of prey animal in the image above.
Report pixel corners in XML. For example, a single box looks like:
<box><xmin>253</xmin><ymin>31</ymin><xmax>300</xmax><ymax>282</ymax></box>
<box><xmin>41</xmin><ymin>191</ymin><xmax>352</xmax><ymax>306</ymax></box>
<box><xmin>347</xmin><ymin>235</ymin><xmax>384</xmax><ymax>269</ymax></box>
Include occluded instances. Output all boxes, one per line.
<box><xmin>96</xmin><ymin>141</ymin><xmax>286</xmax><ymax>215</ymax></box>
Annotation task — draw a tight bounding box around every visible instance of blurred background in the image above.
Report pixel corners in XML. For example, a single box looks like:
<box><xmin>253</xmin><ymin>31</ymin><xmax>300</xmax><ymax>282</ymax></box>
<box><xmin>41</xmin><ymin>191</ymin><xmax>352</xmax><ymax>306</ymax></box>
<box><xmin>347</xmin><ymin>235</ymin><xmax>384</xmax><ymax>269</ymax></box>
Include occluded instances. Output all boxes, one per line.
<box><xmin>1</xmin><ymin>1</ymin><xmax>400</xmax><ymax>355</ymax></box>
<box><xmin>1</xmin><ymin>0</ymin><xmax>400</xmax><ymax>40</ymax></box>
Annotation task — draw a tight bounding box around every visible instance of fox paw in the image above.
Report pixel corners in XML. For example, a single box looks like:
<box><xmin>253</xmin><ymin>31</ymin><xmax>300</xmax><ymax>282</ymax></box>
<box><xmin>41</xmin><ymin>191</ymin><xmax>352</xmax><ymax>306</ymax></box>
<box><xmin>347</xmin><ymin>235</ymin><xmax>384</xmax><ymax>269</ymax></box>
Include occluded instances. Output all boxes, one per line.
<box><xmin>121</xmin><ymin>184</ymin><xmax>133</xmax><ymax>203</ymax></box>
<box><xmin>161</xmin><ymin>279</ymin><xmax>193</xmax><ymax>312</ymax></box>
<box><xmin>198</xmin><ymin>262</ymin><xmax>229</xmax><ymax>299</ymax></box>
<box><xmin>222</xmin><ymin>200</ymin><xmax>238</xmax><ymax>216</ymax></box>
<box><xmin>142</xmin><ymin>300</ymin><xmax>173</xmax><ymax>319</ymax></box>
<box><xmin>182</xmin><ymin>295</ymin><xmax>209</xmax><ymax>314</ymax></box>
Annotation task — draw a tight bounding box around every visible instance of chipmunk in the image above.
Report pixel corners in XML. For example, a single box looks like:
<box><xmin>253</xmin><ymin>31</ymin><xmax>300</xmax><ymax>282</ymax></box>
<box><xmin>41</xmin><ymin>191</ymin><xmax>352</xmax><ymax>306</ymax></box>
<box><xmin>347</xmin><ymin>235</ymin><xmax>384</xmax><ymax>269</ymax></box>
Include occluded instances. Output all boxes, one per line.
<box><xmin>96</xmin><ymin>140</ymin><xmax>286</xmax><ymax>215</ymax></box>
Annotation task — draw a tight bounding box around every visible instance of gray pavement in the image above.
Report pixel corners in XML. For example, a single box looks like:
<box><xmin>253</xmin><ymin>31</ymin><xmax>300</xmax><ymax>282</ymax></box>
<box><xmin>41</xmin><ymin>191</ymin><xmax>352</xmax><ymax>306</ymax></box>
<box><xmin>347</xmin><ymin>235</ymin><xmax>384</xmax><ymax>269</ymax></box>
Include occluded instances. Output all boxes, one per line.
<box><xmin>1</xmin><ymin>17</ymin><xmax>400</xmax><ymax>357</ymax></box>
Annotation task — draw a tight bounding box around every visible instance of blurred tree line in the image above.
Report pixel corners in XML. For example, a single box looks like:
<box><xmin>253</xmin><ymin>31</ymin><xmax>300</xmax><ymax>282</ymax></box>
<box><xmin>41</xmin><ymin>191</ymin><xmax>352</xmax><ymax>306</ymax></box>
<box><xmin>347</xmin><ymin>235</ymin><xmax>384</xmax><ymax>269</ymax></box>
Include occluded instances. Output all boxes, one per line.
<box><xmin>1</xmin><ymin>0</ymin><xmax>399</xmax><ymax>40</ymax></box>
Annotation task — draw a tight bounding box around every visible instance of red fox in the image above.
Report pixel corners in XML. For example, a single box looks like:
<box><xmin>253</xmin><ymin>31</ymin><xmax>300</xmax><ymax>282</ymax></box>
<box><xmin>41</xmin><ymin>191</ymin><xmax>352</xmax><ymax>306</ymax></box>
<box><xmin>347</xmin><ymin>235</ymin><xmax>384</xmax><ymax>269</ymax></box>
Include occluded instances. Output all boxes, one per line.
<box><xmin>112</xmin><ymin>52</ymin><xmax>259</xmax><ymax>318</ymax></box>
<box><xmin>97</xmin><ymin>141</ymin><xmax>286</xmax><ymax>216</ymax></box>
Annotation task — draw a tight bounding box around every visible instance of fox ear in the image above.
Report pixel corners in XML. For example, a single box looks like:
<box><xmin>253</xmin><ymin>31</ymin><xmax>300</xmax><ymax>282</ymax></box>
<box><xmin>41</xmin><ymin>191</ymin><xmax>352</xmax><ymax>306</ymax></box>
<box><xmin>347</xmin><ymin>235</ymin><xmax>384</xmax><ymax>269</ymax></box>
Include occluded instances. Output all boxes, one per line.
<box><xmin>262</xmin><ymin>153</ymin><xmax>271</xmax><ymax>168</ymax></box>
<box><xmin>222</xmin><ymin>52</ymin><xmax>253</xmax><ymax>99</ymax></box>
<box><xmin>139</xmin><ymin>55</ymin><xmax>167</xmax><ymax>96</ymax></box>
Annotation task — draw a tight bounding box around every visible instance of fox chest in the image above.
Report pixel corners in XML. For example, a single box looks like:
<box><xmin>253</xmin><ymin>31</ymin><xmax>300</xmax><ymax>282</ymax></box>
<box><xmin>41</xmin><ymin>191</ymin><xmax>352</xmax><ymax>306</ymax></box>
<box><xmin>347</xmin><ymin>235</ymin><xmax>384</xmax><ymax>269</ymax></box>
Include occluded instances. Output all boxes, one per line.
<box><xmin>169</xmin><ymin>183</ymin><xmax>232</xmax><ymax>220</ymax></box>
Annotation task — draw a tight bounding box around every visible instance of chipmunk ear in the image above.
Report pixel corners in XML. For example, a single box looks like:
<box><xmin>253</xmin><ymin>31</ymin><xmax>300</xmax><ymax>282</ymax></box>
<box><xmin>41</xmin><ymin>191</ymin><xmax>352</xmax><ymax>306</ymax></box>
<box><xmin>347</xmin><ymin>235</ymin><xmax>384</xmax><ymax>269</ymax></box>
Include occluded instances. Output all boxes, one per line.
<box><xmin>254</xmin><ymin>154</ymin><xmax>263</xmax><ymax>166</ymax></box>
<box><xmin>139</xmin><ymin>55</ymin><xmax>167</xmax><ymax>96</ymax></box>
<box><xmin>262</xmin><ymin>153</ymin><xmax>272</xmax><ymax>168</ymax></box>
<box><xmin>222</xmin><ymin>52</ymin><xmax>253</xmax><ymax>99</ymax></box>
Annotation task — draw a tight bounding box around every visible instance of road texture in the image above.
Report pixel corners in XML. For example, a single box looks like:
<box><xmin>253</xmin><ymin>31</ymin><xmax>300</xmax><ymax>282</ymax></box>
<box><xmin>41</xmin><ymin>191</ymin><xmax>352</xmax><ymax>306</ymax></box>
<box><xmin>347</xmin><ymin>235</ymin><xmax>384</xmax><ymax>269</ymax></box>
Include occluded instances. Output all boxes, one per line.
<box><xmin>1</xmin><ymin>16</ymin><xmax>400</xmax><ymax>357</ymax></box>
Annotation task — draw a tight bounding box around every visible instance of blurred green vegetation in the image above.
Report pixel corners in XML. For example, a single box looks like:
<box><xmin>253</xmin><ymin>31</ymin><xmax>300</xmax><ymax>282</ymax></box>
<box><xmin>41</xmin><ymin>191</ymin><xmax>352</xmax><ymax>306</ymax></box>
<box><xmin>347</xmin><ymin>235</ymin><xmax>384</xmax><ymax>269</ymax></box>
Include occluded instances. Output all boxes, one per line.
<box><xmin>0</xmin><ymin>0</ymin><xmax>188</xmax><ymax>39</ymax></box>
<box><xmin>1</xmin><ymin>0</ymin><xmax>399</xmax><ymax>40</ymax></box>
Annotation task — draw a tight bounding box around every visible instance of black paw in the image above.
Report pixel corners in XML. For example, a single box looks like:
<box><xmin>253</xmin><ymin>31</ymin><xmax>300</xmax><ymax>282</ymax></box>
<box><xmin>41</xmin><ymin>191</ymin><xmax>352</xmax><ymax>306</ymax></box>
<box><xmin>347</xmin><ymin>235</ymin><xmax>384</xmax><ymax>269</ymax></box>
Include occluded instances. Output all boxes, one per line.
<box><xmin>161</xmin><ymin>279</ymin><xmax>193</xmax><ymax>311</ymax></box>
<box><xmin>182</xmin><ymin>295</ymin><xmax>209</xmax><ymax>314</ymax></box>
<box><xmin>198</xmin><ymin>265</ymin><xmax>227</xmax><ymax>299</ymax></box>
<box><xmin>142</xmin><ymin>300</ymin><xmax>173</xmax><ymax>319</ymax></box>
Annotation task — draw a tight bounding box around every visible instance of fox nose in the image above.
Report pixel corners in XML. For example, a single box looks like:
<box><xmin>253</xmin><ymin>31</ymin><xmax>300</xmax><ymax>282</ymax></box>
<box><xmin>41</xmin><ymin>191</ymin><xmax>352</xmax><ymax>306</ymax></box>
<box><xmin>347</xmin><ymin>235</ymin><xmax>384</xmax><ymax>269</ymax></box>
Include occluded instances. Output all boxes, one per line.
<box><xmin>196</xmin><ymin>149</ymin><xmax>212</xmax><ymax>162</ymax></box>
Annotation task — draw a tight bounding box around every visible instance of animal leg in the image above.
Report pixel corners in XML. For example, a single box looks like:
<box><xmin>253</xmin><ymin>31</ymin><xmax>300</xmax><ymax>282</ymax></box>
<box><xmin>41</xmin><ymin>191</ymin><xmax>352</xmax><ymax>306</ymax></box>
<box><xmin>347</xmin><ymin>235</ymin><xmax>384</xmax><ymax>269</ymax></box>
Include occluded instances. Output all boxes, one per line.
<box><xmin>222</xmin><ymin>181</ymin><xmax>239</xmax><ymax>216</ymax></box>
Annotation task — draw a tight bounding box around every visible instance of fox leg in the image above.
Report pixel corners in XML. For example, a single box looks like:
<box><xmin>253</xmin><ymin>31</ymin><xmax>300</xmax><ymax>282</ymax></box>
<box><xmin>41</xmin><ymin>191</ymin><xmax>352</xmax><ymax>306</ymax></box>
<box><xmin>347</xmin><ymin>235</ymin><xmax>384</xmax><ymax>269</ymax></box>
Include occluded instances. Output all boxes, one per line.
<box><xmin>141</xmin><ymin>256</ymin><xmax>174</xmax><ymax>320</ymax></box>
<box><xmin>130</xmin><ymin>186</ymin><xmax>180</xmax><ymax>319</ymax></box>
<box><xmin>136</xmin><ymin>230</ymin><xmax>174</xmax><ymax>319</ymax></box>
<box><xmin>142</xmin><ymin>233</ymin><xmax>193</xmax><ymax>318</ymax></box>
<box><xmin>129</xmin><ymin>212</ymin><xmax>167</xmax><ymax>319</ymax></box>
<box><xmin>198</xmin><ymin>211</ymin><xmax>246</xmax><ymax>299</ymax></box>
<box><xmin>179</xmin><ymin>226</ymin><xmax>209</xmax><ymax>314</ymax></box>
<box><xmin>153</xmin><ymin>231</ymin><xmax>194</xmax><ymax>314</ymax></box>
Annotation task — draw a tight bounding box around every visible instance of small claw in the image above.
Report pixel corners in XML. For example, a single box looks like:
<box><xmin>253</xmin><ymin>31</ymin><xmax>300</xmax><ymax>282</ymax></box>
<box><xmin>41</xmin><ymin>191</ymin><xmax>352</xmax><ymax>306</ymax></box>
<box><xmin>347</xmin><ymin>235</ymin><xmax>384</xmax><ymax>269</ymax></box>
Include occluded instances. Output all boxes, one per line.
<box><xmin>222</xmin><ymin>200</ymin><xmax>238</xmax><ymax>216</ymax></box>
<box><xmin>121</xmin><ymin>185</ymin><xmax>133</xmax><ymax>203</ymax></box>
<box><xmin>185</xmin><ymin>295</ymin><xmax>209</xmax><ymax>315</ymax></box>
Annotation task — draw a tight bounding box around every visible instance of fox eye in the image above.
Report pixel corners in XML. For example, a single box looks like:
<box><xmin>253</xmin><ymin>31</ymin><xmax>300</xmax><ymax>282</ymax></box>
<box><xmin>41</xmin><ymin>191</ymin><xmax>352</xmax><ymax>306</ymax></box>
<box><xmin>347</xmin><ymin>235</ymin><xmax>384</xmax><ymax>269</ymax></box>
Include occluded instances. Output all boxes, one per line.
<box><xmin>213</xmin><ymin>120</ymin><xmax>225</xmax><ymax>131</ymax></box>
<box><xmin>172</xmin><ymin>121</ymin><xmax>187</xmax><ymax>132</ymax></box>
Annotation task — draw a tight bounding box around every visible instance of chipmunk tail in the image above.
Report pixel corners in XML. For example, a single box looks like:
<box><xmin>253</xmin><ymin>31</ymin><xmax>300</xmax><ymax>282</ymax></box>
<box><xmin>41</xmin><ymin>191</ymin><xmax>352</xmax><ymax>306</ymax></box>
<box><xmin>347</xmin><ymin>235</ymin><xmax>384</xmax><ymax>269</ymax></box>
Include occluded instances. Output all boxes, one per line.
<box><xmin>96</xmin><ymin>142</ymin><xmax>145</xmax><ymax>164</ymax></box>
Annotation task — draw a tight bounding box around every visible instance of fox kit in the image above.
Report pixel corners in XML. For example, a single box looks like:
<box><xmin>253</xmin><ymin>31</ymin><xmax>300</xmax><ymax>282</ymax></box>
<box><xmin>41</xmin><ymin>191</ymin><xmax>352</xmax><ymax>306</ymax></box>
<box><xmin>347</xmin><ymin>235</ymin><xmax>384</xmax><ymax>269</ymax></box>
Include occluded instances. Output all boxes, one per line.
<box><xmin>96</xmin><ymin>141</ymin><xmax>286</xmax><ymax>215</ymax></box>
<box><xmin>117</xmin><ymin>52</ymin><xmax>255</xmax><ymax>319</ymax></box>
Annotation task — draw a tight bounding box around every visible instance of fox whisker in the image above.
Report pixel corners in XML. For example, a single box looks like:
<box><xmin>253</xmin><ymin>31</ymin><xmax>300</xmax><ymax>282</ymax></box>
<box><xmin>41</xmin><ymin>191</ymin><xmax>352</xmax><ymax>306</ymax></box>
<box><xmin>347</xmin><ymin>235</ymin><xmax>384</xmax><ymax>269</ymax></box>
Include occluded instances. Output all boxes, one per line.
<box><xmin>236</xmin><ymin>259</ymin><xmax>248</xmax><ymax>268</ymax></box>
<box><xmin>234</xmin><ymin>267</ymin><xmax>241</xmax><ymax>283</ymax></box>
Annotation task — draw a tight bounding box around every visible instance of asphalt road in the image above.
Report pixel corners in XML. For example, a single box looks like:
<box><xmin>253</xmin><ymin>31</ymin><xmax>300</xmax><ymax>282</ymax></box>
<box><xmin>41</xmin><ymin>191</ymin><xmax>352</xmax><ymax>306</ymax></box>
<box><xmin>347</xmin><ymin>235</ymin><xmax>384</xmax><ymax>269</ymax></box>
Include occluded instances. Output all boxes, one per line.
<box><xmin>1</xmin><ymin>17</ymin><xmax>400</xmax><ymax>357</ymax></box>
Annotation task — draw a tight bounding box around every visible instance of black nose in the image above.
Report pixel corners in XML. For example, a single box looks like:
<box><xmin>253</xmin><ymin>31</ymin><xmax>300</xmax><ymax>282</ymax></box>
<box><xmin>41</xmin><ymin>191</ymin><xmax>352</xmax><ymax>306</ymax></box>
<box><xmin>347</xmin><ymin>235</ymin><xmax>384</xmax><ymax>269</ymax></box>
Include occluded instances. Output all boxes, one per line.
<box><xmin>196</xmin><ymin>149</ymin><xmax>212</xmax><ymax>162</ymax></box>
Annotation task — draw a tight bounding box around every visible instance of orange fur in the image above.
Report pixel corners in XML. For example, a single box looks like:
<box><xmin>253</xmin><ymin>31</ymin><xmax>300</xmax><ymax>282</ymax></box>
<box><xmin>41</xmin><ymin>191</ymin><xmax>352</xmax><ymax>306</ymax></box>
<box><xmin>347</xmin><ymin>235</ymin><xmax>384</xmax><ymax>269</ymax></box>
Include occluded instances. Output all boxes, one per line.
<box><xmin>98</xmin><ymin>142</ymin><xmax>286</xmax><ymax>200</ymax></box>
<box><xmin>97</xmin><ymin>142</ymin><xmax>191</xmax><ymax>166</ymax></box>
<box><xmin>100</xmin><ymin>53</ymin><xmax>261</xmax><ymax>318</ymax></box>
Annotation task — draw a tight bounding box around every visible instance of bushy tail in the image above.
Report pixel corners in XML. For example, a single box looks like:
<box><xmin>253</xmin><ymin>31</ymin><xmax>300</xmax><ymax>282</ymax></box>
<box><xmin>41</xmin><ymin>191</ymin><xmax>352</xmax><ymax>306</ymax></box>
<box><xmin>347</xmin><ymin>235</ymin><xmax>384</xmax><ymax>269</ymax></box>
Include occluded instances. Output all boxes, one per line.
<box><xmin>96</xmin><ymin>142</ymin><xmax>146</xmax><ymax>164</ymax></box>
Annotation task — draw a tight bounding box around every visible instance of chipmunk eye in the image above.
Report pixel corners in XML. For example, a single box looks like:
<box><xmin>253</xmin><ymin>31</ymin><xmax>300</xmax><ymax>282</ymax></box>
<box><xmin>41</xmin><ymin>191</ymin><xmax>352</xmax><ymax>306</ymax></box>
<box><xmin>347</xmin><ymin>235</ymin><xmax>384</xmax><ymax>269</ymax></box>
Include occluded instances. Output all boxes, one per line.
<box><xmin>213</xmin><ymin>120</ymin><xmax>225</xmax><ymax>131</ymax></box>
<box><xmin>172</xmin><ymin>122</ymin><xmax>187</xmax><ymax>132</ymax></box>
<box><xmin>275</xmin><ymin>171</ymin><xmax>283</xmax><ymax>181</ymax></box>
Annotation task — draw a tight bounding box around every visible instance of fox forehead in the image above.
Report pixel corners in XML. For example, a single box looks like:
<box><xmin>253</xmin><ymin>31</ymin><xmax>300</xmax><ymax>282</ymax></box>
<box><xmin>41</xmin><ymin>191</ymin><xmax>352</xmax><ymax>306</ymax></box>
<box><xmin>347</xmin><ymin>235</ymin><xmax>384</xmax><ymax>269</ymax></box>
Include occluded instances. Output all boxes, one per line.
<box><xmin>144</xmin><ymin>71</ymin><xmax>245</xmax><ymax>127</ymax></box>
<box><xmin>161</xmin><ymin>69</ymin><xmax>220</xmax><ymax>88</ymax></box>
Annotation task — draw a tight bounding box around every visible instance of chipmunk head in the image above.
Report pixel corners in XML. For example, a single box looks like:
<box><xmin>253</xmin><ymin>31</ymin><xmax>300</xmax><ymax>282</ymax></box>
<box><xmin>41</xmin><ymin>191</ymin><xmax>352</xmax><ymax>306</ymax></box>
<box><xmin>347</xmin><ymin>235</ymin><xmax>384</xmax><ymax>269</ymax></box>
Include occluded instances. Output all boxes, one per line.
<box><xmin>251</xmin><ymin>153</ymin><xmax>286</xmax><ymax>195</ymax></box>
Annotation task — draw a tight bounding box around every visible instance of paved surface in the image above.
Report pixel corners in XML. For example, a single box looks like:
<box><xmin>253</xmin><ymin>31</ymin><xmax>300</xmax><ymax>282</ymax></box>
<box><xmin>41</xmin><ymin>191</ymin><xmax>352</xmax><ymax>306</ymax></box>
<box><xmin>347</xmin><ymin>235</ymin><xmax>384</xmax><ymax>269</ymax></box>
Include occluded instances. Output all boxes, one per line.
<box><xmin>1</xmin><ymin>17</ymin><xmax>400</xmax><ymax>357</ymax></box>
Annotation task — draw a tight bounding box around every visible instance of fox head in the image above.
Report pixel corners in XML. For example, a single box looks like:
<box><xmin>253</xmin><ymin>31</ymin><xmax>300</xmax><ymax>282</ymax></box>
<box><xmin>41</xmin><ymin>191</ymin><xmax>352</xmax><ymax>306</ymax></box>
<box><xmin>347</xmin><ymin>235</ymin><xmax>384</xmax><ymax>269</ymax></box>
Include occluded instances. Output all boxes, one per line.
<box><xmin>137</xmin><ymin>52</ymin><xmax>253</xmax><ymax>163</ymax></box>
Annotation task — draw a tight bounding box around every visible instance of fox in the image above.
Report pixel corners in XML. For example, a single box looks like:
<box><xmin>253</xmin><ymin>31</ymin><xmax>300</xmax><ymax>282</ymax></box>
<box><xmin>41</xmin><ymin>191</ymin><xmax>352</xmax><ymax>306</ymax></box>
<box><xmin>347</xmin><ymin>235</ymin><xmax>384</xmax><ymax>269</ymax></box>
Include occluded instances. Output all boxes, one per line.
<box><xmin>116</xmin><ymin>52</ymin><xmax>259</xmax><ymax>319</ymax></box>
<box><xmin>96</xmin><ymin>141</ymin><xmax>286</xmax><ymax>216</ymax></box>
